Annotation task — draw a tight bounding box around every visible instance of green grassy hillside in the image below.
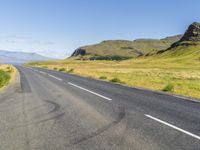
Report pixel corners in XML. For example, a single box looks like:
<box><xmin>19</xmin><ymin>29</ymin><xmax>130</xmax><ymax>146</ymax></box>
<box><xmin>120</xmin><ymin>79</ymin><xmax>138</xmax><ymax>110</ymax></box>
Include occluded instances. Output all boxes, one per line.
<box><xmin>71</xmin><ymin>35</ymin><xmax>181</xmax><ymax>60</ymax></box>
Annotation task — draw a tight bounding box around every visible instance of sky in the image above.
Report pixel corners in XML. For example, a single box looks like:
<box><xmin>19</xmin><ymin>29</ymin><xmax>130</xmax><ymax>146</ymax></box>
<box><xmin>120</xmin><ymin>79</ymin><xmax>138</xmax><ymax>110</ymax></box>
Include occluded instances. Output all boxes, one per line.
<box><xmin>0</xmin><ymin>0</ymin><xmax>199</xmax><ymax>58</ymax></box>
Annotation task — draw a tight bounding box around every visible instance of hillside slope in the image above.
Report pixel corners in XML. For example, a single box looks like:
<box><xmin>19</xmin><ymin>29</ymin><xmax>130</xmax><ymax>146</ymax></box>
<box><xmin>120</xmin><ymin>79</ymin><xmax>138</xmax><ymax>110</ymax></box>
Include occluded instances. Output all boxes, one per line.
<box><xmin>71</xmin><ymin>35</ymin><xmax>182</xmax><ymax>60</ymax></box>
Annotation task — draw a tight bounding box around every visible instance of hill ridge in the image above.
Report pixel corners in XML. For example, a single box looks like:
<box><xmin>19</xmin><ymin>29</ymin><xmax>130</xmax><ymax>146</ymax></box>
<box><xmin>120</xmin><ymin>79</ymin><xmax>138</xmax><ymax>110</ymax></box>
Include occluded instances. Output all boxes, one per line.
<box><xmin>71</xmin><ymin>35</ymin><xmax>181</xmax><ymax>60</ymax></box>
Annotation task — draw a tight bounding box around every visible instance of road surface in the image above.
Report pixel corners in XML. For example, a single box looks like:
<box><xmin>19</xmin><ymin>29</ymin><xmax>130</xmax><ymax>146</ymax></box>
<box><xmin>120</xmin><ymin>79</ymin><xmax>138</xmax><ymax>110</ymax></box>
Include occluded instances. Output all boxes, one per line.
<box><xmin>0</xmin><ymin>65</ymin><xmax>199</xmax><ymax>149</ymax></box>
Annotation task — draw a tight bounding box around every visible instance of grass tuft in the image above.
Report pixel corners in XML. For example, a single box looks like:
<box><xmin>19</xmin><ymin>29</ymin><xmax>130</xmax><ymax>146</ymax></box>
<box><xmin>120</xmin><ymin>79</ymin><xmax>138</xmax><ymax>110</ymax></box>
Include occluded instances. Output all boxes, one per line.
<box><xmin>162</xmin><ymin>84</ymin><xmax>174</xmax><ymax>92</ymax></box>
<box><xmin>6</xmin><ymin>67</ymin><xmax>14</xmax><ymax>73</ymax></box>
<box><xmin>67</xmin><ymin>68</ymin><xmax>74</xmax><ymax>73</ymax></box>
<box><xmin>99</xmin><ymin>76</ymin><xmax>107</xmax><ymax>80</ymax></box>
<box><xmin>58</xmin><ymin>68</ymin><xmax>66</xmax><ymax>72</ymax></box>
<box><xmin>110</xmin><ymin>77</ymin><xmax>123</xmax><ymax>83</ymax></box>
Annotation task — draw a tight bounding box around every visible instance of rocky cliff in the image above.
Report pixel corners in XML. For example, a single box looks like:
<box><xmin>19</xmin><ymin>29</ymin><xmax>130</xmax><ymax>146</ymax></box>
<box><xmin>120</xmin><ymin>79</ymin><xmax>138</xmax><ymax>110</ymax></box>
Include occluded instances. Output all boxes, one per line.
<box><xmin>170</xmin><ymin>22</ymin><xmax>200</xmax><ymax>48</ymax></box>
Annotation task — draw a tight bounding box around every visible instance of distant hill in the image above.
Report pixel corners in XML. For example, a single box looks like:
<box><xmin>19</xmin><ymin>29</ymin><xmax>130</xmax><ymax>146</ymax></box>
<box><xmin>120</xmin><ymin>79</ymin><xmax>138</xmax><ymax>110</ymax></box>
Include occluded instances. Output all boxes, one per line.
<box><xmin>0</xmin><ymin>50</ymin><xmax>55</xmax><ymax>64</ymax></box>
<box><xmin>71</xmin><ymin>35</ymin><xmax>182</xmax><ymax>60</ymax></box>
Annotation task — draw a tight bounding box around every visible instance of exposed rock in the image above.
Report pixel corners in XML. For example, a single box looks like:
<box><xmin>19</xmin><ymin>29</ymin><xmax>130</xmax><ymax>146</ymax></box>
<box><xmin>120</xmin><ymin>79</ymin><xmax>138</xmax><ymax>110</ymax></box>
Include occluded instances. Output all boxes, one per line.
<box><xmin>180</xmin><ymin>22</ymin><xmax>200</xmax><ymax>42</ymax></box>
<box><xmin>170</xmin><ymin>22</ymin><xmax>200</xmax><ymax>48</ymax></box>
<box><xmin>71</xmin><ymin>48</ymin><xmax>86</xmax><ymax>57</ymax></box>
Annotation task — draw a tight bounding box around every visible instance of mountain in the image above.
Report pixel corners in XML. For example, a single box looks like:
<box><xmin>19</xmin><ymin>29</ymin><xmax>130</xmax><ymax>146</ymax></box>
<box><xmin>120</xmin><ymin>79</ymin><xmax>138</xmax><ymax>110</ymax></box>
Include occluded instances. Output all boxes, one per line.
<box><xmin>153</xmin><ymin>22</ymin><xmax>200</xmax><ymax>61</ymax></box>
<box><xmin>0</xmin><ymin>50</ymin><xmax>55</xmax><ymax>64</ymax></box>
<box><xmin>177</xmin><ymin>22</ymin><xmax>200</xmax><ymax>42</ymax></box>
<box><xmin>156</xmin><ymin>22</ymin><xmax>200</xmax><ymax>52</ymax></box>
<box><xmin>71</xmin><ymin>35</ymin><xmax>182</xmax><ymax>60</ymax></box>
<box><xmin>168</xmin><ymin>22</ymin><xmax>200</xmax><ymax>48</ymax></box>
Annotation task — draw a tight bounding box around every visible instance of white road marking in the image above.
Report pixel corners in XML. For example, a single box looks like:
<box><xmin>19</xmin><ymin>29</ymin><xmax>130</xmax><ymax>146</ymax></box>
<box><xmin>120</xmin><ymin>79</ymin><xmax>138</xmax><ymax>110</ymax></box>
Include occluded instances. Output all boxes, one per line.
<box><xmin>145</xmin><ymin>114</ymin><xmax>200</xmax><ymax>140</ymax></box>
<box><xmin>39</xmin><ymin>71</ymin><xmax>46</xmax><ymax>74</ymax></box>
<box><xmin>68</xmin><ymin>82</ymin><xmax>112</xmax><ymax>101</ymax></box>
<box><xmin>48</xmin><ymin>74</ymin><xmax>62</xmax><ymax>81</ymax></box>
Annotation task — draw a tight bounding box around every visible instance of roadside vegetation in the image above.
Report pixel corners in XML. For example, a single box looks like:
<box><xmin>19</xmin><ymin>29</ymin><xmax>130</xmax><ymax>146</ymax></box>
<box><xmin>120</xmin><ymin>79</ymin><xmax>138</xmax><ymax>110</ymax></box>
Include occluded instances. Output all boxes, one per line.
<box><xmin>0</xmin><ymin>65</ymin><xmax>16</xmax><ymax>89</ymax></box>
<box><xmin>28</xmin><ymin>42</ymin><xmax>200</xmax><ymax>99</ymax></box>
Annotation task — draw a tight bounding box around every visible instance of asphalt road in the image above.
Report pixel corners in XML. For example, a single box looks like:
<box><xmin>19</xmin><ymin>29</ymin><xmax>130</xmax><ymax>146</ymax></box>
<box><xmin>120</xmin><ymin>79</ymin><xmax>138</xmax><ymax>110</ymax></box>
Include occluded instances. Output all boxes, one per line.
<box><xmin>0</xmin><ymin>65</ymin><xmax>199</xmax><ymax>150</ymax></box>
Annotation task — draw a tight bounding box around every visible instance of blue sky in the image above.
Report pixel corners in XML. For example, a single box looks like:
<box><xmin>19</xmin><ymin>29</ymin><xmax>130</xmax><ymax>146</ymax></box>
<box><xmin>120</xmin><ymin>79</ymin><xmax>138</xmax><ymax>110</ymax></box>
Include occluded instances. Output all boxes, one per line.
<box><xmin>0</xmin><ymin>0</ymin><xmax>199</xmax><ymax>58</ymax></box>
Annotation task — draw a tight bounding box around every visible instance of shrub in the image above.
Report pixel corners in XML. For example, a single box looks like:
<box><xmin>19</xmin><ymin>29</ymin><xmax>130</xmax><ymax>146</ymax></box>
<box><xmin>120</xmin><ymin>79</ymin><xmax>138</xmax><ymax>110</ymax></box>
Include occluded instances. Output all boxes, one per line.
<box><xmin>42</xmin><ymin>66</ymin><xmax>48</xmax><ymax>69</ymax></box>
<box><xmin>6</xmin><ymin>66</ymin><xmax>11</xmax><ymax>70</ymax></box>
<box><xmin>67</xmin><ymin>68</ymin><xmax>74</xmax><ymax>73</ymax></box>
<box><xmin>99</xmin><ymin>76</ymin><xmax>107</xmax><ymax>80</ymax></box>
<box><xmin>162</xmin><ymin>84</ymin><xmax>174</xmax><ymax>92</ymax></box>
<box><xmin>110</xmin><ymin>77</ymin><xmax>122</xmax><ymax>83</ymax></box>
<box><xmin>53</xmin><ymin>67</ymin><xmax>57</xmax><ymax>70</ymax></box>
<box><xmin>58</xmin><ymin>68</ymin><xmax>66</xmax><ymax>72</ymax></box>
<box><xmin>6</xmin><ymin>66</ymin><xmax>14</xmax><ymax>73</ymax></box>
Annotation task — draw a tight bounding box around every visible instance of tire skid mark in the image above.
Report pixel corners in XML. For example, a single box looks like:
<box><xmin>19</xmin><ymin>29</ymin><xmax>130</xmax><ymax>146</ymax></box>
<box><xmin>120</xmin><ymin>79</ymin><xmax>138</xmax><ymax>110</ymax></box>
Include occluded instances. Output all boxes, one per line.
<box><xmin>0</xmin><ymin>99</ymin><xmax>64</xmax><ymax>133</ymax></box>
<box><xmin>44</xmin><ymin>100</ymin><xmax>61</xmax><ymax>114</ymax></box>
<box><xmin>66</xmin><ymin>104</ymin><xmax>126</xmax><ymax>146</ymax></box>
<box><xmin>1</xmin><ymin>112</ymin><xmax>66</xmax><ymax>133</ymax></box>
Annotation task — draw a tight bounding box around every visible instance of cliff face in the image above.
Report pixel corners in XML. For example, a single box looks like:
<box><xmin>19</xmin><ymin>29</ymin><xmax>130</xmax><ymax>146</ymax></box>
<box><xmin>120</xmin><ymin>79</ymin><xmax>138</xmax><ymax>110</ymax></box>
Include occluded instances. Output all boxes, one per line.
<box><xmin>180</xmin><ymin>22</ymin><xmax>200</xmax><ymax>42</ymax></box>
<box><xmin>71</xmin><ymin>48</ymin><xmax>86</xmax><ymax>57</ymax></box>
<box><xmin>169</xmin><ymin>22</ymin><xmax>200</xmax><ymax>48</ymax></box>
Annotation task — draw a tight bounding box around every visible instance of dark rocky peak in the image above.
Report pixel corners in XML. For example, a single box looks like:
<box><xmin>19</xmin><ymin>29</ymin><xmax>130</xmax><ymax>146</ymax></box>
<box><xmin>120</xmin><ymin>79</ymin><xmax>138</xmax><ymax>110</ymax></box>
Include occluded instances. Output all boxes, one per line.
<box><xmin>168</xmin><ymin>22</ymin><xmax>200</xmax><ymax>49</ymax></box>
<box><xmin>180</xmin><ymin>22</ymin><xmax>200</xmax><ymax>42</ymax></box>
<box><xmin>71</xmin><ymin>48</ymin><xmax>86</xmax><ymax>57</ymax></box>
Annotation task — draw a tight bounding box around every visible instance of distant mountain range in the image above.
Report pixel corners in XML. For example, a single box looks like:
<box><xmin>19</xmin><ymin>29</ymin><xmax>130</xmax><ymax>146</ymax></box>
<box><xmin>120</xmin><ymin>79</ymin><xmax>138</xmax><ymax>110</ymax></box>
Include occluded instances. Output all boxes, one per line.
<box><xmin>0</xmin><ymin>50</ymin><xmax>55</xmax><ymax>64</ymax></box>
<box><xmin>71</xmin><ymin>35</ymin><xmax>182</xmax><ymax>60</ymax></box>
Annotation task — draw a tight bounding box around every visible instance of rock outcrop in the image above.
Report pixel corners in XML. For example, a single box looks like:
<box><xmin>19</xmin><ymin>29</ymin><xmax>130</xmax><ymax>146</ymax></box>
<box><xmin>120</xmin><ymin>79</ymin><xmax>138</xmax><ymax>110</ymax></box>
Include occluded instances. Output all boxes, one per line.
<box><xmin>71</xmin><ymin>48</ymin><xmax>86</xmax><ymax>57</ymax></box>
<box><xmin>180</xmin><ymin>22</ymin><xmax>200</xmax><ymax>42</ymax></box>
<box><xmin>170</xmin><ymin>22</ymin><xmax>200</xmax><ymax>48</ymax></box>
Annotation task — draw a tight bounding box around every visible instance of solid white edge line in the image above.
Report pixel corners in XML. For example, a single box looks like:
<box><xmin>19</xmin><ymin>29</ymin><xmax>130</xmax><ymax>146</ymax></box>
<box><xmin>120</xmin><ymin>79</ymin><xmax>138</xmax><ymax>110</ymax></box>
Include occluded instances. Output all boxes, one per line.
<box><xmin>68</xmin><ymin>82</ymin><xmax>112</xmax><ymax>101</ymax></box>
<box><xmin>48</xmin><ymin>74</ymin><xmax>62</xmax><ymax>81</ymax></box>
<box><xmin>145</xmin><ymin>114</ymin><xmax>200</xmax><ymax>140</ymax></box>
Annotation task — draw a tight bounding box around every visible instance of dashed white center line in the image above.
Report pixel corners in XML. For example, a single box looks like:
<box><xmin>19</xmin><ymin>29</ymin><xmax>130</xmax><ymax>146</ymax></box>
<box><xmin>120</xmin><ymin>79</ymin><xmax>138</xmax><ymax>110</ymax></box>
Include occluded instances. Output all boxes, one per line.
<box><xmin>48</xmin><ymin>74</ymin><xmax>63</xmax><ymax>81</ymax></box>
<box><xmin>145</xmin><ymin>114</ymin><xmax>200</xmax><ymax>140</ymax></box>
<box><xmin>39</xmin><ymin>71</ymin><xmax>46</xmax><ymax>74</ymax></box>
<box><xmin>68</xmin><ymin>82</ymin><xmax>112</xmax><ymax>101</ymax></box>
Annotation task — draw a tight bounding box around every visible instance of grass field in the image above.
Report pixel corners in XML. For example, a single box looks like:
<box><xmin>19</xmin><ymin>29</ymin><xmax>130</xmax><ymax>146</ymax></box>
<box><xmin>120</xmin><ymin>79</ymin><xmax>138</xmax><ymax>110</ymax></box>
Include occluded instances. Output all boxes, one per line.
<box><xmin>0</xmin><ymin>65</ymin><xmax>17</xmax><ymax>89</ymax></box>
<box><xmin>28</xmin><ymin>42</ymin><xmax>200</xmax><ymax>99</ymax></box>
